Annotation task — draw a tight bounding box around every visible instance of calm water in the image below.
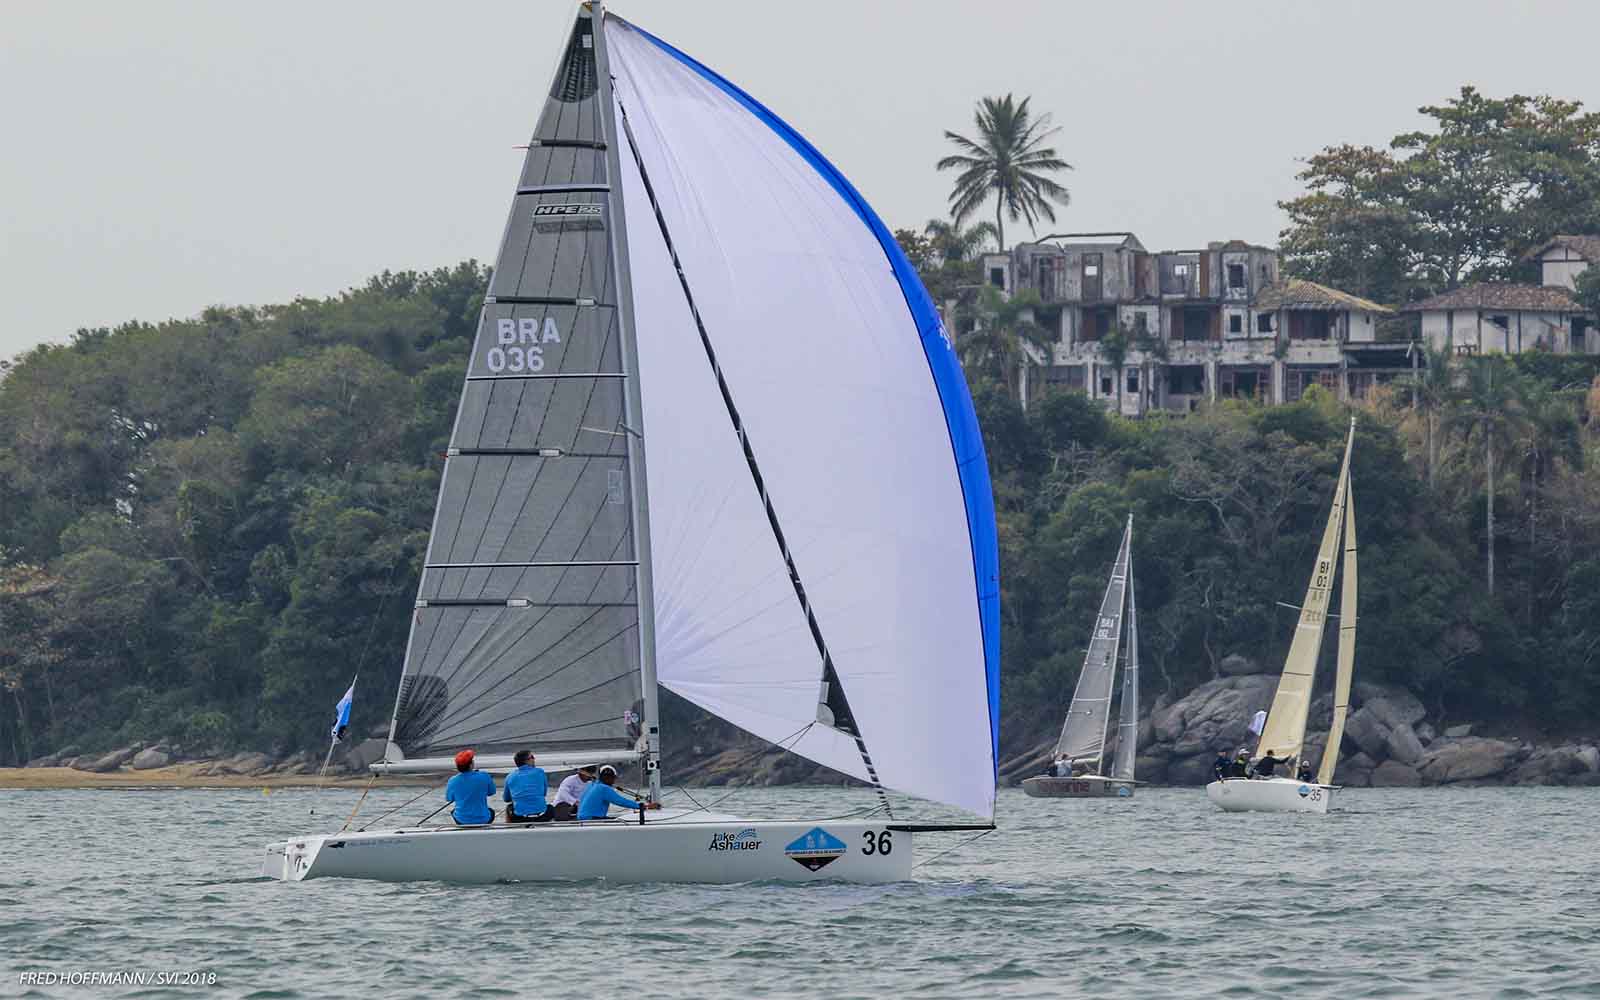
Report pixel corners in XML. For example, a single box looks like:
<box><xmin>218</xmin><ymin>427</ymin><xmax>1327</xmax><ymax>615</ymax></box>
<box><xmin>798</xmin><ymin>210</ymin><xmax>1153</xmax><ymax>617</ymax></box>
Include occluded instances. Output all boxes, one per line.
<box><xmin>2</xmin><ymin>784</ymin><xmax>1596</xmax><ymax>998</ymax></box>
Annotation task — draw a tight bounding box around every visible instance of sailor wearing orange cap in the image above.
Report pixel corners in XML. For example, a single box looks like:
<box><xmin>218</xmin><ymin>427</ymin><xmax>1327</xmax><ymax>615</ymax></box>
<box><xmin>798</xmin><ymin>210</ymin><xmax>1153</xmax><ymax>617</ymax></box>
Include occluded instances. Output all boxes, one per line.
<box><xmin>444</xmin><ymin>749</ymin><xmax>497</xmax><ymax>825</ymax></box>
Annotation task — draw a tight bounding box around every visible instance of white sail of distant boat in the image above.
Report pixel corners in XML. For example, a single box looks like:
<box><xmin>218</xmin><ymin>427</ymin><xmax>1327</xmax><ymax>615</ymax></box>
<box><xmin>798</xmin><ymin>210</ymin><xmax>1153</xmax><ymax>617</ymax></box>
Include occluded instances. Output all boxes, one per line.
<box><xmin>1022</xmin><ymin>515</ymin><xmax>1138</xmax><ymax>798</ymax></box>
<box><xmin>1207</xmin><ymin>417</ymin><xmax>1356</xmax><ymax>815</ymax></box>
<box><xmin>265</xmin><ymin>0</ymin><xmax>999</xmax><ymax>885</ymax></box>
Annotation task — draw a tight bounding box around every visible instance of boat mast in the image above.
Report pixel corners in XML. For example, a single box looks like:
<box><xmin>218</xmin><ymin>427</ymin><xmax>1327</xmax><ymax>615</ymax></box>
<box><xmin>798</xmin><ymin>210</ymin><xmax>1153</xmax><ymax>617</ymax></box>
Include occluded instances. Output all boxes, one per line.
<box><xmin>1096</xmin><ymin>514</ymin><xmax>1132</xmax><ymax>776</ymax></box>
<box><xmin>591</xmin><ymin>0</ymin><xmax>662</xmax><ymax>804</ymax></box>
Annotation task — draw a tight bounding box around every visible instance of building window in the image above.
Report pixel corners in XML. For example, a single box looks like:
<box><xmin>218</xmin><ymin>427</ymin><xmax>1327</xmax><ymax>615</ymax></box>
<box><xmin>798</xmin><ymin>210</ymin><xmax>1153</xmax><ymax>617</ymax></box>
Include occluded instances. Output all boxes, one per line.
<box><xmin>989</xmin><ymin>267</ymin><xmax>1005</xmax><ymax>288</ymax></box>
<box><xmin>1227</xmin><ymin>263</ymin><xmax>1246</xmax><ymax>289</ymax></box>
<box><xmin>1289</xmin><ymin>311</ymin><xmax>1334</xmax><ymax>340</ymax></box>
<box><xmin>1133</xmin><ymin>312</ymin><xmax>1149</xmax><ymax>335</ymax></box>
<box><xmin>1127</xmin><ymin>368</ymin><xmax>1139</xmax><ymax>393</ymax></box>
<box><xmin>1168</xmin><ymin>365</ymin><xmax>1205</xmax><ymax>395</ymax></box>
<box><xmin>1100</xmin><ymin>375</ymin><xmax>1114</xmax><ymax>396</ymax></box>
<box><xmin>1257</xmin><ymin>313</ymin><xmax>1273</xmax><ymax>334</ymax></box>
<box><xmin>1174</xmin><ymin>264</ymin><xmax>1189</xmax><ymax>278</ymax></box>
<box><xmin>1228</xmin><ymin>314</ymin><xmax>1243</xmax><ymax>334</ymax></box>
<box><xmin>1489</xmin><ymin>314</ymin><xmax>1510</xmax><ymax>331</ymax></box>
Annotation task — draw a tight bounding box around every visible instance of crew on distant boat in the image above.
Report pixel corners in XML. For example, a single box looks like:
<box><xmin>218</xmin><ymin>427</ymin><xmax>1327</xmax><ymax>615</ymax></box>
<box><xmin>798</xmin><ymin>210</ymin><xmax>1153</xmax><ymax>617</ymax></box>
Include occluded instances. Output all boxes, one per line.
<box><xmin>1297</xmin><ymin>759</ymin><xmax>1315</xmax><ymax>784</ymax></box>
<box><xmin>503</xmin><ymin>750</ymin><xmax>553</xmax><ymax>823</ymax></box>
<box><xmin>445</xmin><ymin>749</ymin><xmax>497</xmax><ymax>825</ymax></box>
<box><xmin>1213</xmin><ymin>750</ymin><xmax>1231</xmax><ymax>782</ymax></box>
<box><xmin>1253</xmin><ymin>749</ymin><xmax>1285</xmax><ymax>779</ymax></box>
<box><xmin>577</xmin><ymin>764</ymin><xmax>661</xmax><ymax>820</ymax></box>
<box><xmin>552</xmin><ymin>765</ymin><xmax>595</xmax><ymax>821</ymax></box>
<box><xmin>1225</xmin><ymin>748</ymin><xmax>1251</xmax><ymax>778</ymax></box>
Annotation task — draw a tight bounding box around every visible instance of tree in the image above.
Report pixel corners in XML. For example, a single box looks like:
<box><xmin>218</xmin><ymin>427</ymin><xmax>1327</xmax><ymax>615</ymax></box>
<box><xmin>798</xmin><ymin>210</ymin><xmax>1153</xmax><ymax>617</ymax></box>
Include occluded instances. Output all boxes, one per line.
<box><xmin>1401</xmin><ymin>346</ymin><xmax>1455</xmax><ymax>491</ymax></box>
<box><xmin>923</xmin><ymin>218</ymin><xmax>999</xmax><ymax>264</ymax></box>
<box><xmin>954</xmin><ymin>286</ymin><xmax>1053</xmax><ymax>399</ymax></box>
<box><xmin>937</xmin><ymin>94</ymin><xmax>1072</xmax><ymax>251</ymax></box>
<box><xmin>1446</xmin><ymin>357</ymin><xmax>1529</xmax><ymax>593</ymax></box>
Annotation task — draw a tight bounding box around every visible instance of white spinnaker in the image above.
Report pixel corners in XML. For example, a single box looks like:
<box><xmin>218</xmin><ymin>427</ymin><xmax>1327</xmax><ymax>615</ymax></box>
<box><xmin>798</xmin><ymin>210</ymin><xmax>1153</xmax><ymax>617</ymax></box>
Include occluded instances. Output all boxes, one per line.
<box><xmin>607</xmin><ymin>16</ymin><xmax>994</xmax><ymax>817</ymax></box>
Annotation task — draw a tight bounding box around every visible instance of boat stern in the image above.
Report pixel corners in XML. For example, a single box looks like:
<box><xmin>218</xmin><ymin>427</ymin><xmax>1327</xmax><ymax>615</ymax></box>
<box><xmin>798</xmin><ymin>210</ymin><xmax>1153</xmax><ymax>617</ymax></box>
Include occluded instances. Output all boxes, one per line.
<box><xmin>262</xmin><ymin>836</ymin><xmax>323</xmax><ymax>881</ymax></box>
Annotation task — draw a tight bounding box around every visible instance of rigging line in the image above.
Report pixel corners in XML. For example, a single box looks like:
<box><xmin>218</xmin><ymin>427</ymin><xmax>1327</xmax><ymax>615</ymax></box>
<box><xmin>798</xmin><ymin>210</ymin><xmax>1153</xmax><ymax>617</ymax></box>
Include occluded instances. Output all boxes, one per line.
<box><xmin>338</xmin><ymin>771</ymin><xmax>379</xmax><ymax>833</ymax></box>
<box><xmin>356</xmin><ymin>777</ymin><xmax>450</xmax><ymax>833</ymax></box>
<box><xmin>426</xmin><ymin>626</ymin><xmax>637</xmax><ymax>739</ymax></box>
<box><xmin>659</xmin><ymin>722</ymin><xmax>817</xmax><ymax>818</ymax></box>
<box><xmin>912</xmin><ymin>828</ymin><xmax>995</xmax><ymax>871</ymax></box>
<box><xmin>614</xmin><ymin>90</ymin><xmax>892</xmax><ymax>819</ymax></box>
<box><xmin>433</xmin><ymin>657</ymin><xmax>638</xmax><ymax>745</ymax></box>
<box><xmin>422</xmin><ymin>602</ymin><xmax>615</xmax><ymax>732</ymax></box>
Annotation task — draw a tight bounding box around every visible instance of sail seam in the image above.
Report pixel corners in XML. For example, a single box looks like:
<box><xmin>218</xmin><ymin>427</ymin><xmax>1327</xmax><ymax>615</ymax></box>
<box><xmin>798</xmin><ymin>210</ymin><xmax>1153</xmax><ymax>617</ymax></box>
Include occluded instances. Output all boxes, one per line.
<box><xmin>613</xmin><ymin>87</ymin><xmax>892</xmax><ymax>817</ymax></box>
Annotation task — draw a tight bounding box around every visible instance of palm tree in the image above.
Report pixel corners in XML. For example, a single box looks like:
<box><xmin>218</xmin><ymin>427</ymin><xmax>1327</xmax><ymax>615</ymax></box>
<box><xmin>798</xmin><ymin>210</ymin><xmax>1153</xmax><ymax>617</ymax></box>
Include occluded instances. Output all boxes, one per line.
<box><xmin>1445</xmin><ymin>356</ymin><xmax>1529</xmax><ymax>594</ymax></box>
<box><xmin>922</xmin><ymin>218</ymin><xmax>999</xmax><ymax>265</ymax></box>
<box><xmin>937</xmin><ymin>94</ymin><xmax>1072</xmax><ymax>251</ymax></box>
<box><xmin>1401</xmin><ymin>345</ymin><xmax>1455</xmax><ymax>491</ymax></box>
<box><xmin>955</xmin><ymin>286</ymin><xmax>1053</xmax><ymax>399</ymax></box>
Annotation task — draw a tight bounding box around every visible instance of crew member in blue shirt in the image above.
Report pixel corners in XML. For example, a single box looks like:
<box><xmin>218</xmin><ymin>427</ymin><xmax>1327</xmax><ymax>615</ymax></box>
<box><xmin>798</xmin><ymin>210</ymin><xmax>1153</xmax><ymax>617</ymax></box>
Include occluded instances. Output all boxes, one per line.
<box><xmin>445</xmin><ymin>749</ymin><xmax>497</xmax><ymax>825</ymax></box>
<box><xmin>577</xmin><ymin>764</ymin><xmax>662</xmax><ymax>820</ymax></box>
<box><xmin>503</xmin><ymin>749</ymin><xmax>553</xmax><ymax>823</ymax></box>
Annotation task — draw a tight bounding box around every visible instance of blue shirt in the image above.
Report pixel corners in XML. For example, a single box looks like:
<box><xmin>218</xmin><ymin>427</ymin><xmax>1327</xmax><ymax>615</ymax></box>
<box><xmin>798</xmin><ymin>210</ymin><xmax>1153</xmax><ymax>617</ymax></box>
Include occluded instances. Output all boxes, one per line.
<box><xmin>577</xmin><ymin>780</ymin><xmax>642</xmax><ymax>820</ymax></box>
<box><xmin>445</xmin><ymin>770</ymin><xmax>496</xmax><ymax>824</ymax></box>
<box><xmin>503</xmin><ymin>764</ymin><xmax>549</xmax><ymax>817</ymax></box>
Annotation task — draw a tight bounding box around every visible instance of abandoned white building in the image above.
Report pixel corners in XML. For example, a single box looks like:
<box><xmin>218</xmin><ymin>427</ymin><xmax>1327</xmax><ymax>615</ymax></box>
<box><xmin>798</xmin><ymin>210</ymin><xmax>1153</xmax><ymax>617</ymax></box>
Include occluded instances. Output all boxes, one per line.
<box><xmin>976</xmin><ymin>234</ymin><xmax>1410</xmax><ymax>414</ymax></box>
<box><xmin>1403</xmin><ymin>235</ymin><xmax>1599</xmax><ymax>356</ymax></box>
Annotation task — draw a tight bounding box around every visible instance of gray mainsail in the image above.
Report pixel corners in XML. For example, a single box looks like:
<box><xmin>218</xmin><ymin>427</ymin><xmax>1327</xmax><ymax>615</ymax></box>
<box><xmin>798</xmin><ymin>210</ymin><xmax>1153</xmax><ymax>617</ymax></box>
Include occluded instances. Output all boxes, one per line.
<box><xmin>388</xmin><ymin>12</ymin><xmax>647</xmax><ymax>762</ymax></box>
<box><xmin>1110</xmin><ymin>561</ymin><xmax>1139</xmax><ymax>782</ymax></box>
<box><xmin>1053</xmin><ymin>516</ymin><xmax>1132</xmax><ymax>770</ymax></box>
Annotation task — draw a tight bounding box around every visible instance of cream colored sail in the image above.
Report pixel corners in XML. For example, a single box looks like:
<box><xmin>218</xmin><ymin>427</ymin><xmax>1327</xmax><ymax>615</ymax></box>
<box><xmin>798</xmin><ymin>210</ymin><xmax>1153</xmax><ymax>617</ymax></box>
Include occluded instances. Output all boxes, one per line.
<box><xmin>1256</xmin><ymin>419</ymin><xmax>1355</xmax><ymax>765</ymax></box>
<box><xmin>1317</xmin><ymin>477</ymin><xmax>1357</xmax><ymax>784</ymax></box>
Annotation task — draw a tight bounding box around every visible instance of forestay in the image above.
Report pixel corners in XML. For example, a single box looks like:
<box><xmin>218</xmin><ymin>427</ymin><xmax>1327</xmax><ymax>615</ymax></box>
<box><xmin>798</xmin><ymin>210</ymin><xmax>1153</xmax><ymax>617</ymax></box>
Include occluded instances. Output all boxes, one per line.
<box><xmin>387</xmin><ymin>17</ymin><xmax>646</xmax><ymax>763</ymax></box>
<box><xmin>1257</xmin><ymin>422</ymin><xmax>1354</xmax><ymax>764</ymax></box>
<box><xmin>1054</xmin><ymin>518</ymin><xmax>1131</xmax><ymax>769</ymax></box>
<box><xmin>604</xmin><ymin>13</ymin><xmax>1000</xmax><ymax>818</ymax></box>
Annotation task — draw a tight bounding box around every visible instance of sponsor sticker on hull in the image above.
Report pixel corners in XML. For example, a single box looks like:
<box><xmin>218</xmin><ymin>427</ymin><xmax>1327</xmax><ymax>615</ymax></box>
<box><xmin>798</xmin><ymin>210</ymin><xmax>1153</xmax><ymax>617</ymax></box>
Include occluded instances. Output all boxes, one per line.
<box><xmin>708</xmin><ymin>828</ymin><xmax>763</xmax><ymax>852</ymax></box>
<box><xmin>784</xmin><ymin>827</ymin><xmax>847</xmax><ymax>872</ymax></box>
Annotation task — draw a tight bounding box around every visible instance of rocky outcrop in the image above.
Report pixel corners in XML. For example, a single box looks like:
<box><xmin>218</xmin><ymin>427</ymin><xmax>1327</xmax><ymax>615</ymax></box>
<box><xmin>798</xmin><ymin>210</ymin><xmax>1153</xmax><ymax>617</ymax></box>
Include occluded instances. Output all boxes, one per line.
<box><xmin>1386</xmin><ymin>724</ymin><xmax>1426</xmax><ymax>765</ymax></box>
<box><xmin>131</xmin><ymin>747</ymin><xmax>172</xmax><ymax>770</ymax></box>
<box><xmin>1508</xmin><ymin>745</ymin><xmax>1600</xmax><ymax>786</ymax></box>
<box><xmin>204</xmin><ymin>751</ymin><xmax>277</xmax><ymax>776</ymax></box>
<box><xmin>1217</xmin><ymin>654</ymin><xmax>1261</xmax><ymax>676</ymax></box>
<box><xmin>1370</xmin><ymin>760</ymin><xmax>1421</xmax><ymax>787</ymax></box>
<box><xmin>1417</xmin><ymin>737</ymin><xmax>1526</xmax><ymax>784</ymax></box>
<box><xmin>72</xmin><ymin>744</ymin><xmax>144</xmax><ymax>773</ymax></box>
<box><xmin>1151</xmin><ymin>674</ymin><xmax>1279</xmax><ymax>757</ymax></box>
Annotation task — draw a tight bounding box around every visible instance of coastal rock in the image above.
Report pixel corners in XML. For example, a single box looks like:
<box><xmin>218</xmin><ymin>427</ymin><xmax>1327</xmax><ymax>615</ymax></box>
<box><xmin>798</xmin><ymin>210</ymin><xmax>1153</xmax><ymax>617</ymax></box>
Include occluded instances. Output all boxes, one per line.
<box><xmin>1355</xmin><ymin>683</ymin><xmax>1426</xmax><ymax>730</ymax></box>
<box><xmin>1444</xmin><ymin>724</ymin><xmax>1473</xmax><ymax>739</ymax></box>
<box><xmin>339</xmin><ymin>739</ymin><xmax>387</xmax><ymax>774</ymax></box>
<box><xmin>1167</xmin><ymin>753</ymin><xmax>1220</xmax><ymax>786</ymax></box>
<box><xmin>73</xmin><ymin>744</ymin><xmax>143</xmax><ymax>773</ymax></box>
<box><xmin>1155</xmin><ymin>675</ymin><xmax>1278</xmax><ymax>756</ymax></box>
<box><xmin>1370</xmin><ymin>760</ymin><xmax>1421</xmax><ymax>787</ymax></box>
<box><xmin>1509</xmin><ymin>746</ymin><xmax>1593</xmax><ymax>786</ymax></box>
<box><xmin>1133</xmin><ymin>754</ymin><xmax>1169</xmax><ymax>784</ymax></box>
<box><xmin>1342</xmin><ymin>708</ymin><xmax>1390</xmax><ymax>761</ymax></box>
<box><xmin>25</xmin><ymin>753</ymin><xmax>61</xmax><ymax>768</ymax></box>
<box><xmin>211</xmin><ymin>751</ymin><xmax>276</xmax><ymax>776</ymax></box>
<box><xmin>1338</xmin><ymin>752</ymin><xmax>1377</xmax><ymax>788</ymax></box>
<box><xmin>1415</xmin><ymin>723</ymin><xmax>1436</xmax><ymax>746</ymax></box>
<box><xmin>56</xmin><ymin>756</ymin><xmax>79</xmax><ymax>769</ymax></box>
<box><xmin>131</xmin><ymin>748</ymin><xmax>171</xmax><ymax>770</ymax></box>
<box><xmin>1578</xmin><ymin>746</ymin><xmax>1600</xmax><ymax>773</ymax></box>
<box><xmin>1386</xmin><ymin>724</ymin><xmax>1425</xmax><ymax>766</ymax></box>
<box><xmin>1418</xmin><ymin>738</ymin><xmax>1525</xmax><ymax>784</ymax></box>
<box><xmin>1217</xmin><ymin>653</ymin><xmax>1262</xmax><ymax>676</ymax></box>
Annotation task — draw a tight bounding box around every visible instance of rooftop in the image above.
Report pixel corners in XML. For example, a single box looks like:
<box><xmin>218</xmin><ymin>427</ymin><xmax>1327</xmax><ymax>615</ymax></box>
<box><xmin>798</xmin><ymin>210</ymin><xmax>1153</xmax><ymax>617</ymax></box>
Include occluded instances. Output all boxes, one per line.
<box><xmin>1254</xmin><ymin>278</ymin><xmax>1393</xmax><ymax>314</ymax></box>
<box><xmin>1524</xmin><ymin>234</ymin><xmax>1600</xmax><ymax>263</ymax></box>
<box><xmin>1401</xmin><ymin>283</ymin><xmax>1585</xmax><ymax>314</ymax></box>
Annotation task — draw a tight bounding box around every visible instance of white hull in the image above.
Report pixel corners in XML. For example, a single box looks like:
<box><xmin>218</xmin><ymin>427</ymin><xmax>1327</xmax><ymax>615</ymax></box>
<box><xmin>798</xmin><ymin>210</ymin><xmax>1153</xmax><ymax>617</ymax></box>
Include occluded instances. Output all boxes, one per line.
<box><xmin>1020</xmin><ymin>775</ymin><xmax>1135</xmax><ymax>799</ymax></box>
<box><xmin>1205</xmin><ymin>777</ymin><xmax>1333</xmax><ymax>814</ymax></box>
<box><xmin>264</xmin><ymin>813</ymin><xmax>913</xmax><ymax>884</ymax></box>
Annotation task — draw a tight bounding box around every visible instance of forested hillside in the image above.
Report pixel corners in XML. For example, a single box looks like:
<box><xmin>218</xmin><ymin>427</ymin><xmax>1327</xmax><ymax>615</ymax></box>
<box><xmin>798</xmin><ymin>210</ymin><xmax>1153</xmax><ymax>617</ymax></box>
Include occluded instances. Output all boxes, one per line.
<box><xmin>4</xmin><ymin>260</ymin><xmax>1600</xmax><ymax>766</ymax></box>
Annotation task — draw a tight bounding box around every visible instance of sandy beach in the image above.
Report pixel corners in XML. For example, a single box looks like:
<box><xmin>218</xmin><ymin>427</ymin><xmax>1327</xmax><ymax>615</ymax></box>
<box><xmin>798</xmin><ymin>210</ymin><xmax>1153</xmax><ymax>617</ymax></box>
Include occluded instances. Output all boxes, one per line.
<box><xmin>0</xmin><ymin>764</ymin><xmax>429</xmax><ymax>790</ymax></box>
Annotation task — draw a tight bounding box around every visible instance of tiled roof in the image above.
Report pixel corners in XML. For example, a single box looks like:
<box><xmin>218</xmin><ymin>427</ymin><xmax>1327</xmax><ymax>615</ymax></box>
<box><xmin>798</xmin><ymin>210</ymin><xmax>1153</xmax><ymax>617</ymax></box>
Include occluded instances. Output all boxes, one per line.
<box><xmin>1254</xmin><ymin>278</ymin><xmax>1393</xmax><ymax>314</ymax></box>
<box><xmin>1524</xmin><ymin>234</ymin><xmax>1600</xmax><ymax>263</ymax></box>
<box><xmin>1401</xmin><ymin>283</ymin><xmax>1584</xmax><ymax>313</ymax></box>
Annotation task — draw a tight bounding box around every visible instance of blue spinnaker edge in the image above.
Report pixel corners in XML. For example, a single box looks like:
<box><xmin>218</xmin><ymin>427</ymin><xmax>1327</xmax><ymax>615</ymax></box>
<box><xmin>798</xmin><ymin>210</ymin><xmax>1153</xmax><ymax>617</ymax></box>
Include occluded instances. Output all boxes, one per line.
<box><xmin>622</xmin><ymin>18</ymin><xmax>1002</xmax><ymax>782</ymax></box>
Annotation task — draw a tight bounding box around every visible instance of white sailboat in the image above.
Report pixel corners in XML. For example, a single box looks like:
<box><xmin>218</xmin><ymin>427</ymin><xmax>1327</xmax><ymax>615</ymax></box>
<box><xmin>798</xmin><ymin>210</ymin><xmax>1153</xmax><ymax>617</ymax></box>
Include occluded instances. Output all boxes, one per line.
<box><xmin>1206</xmin><ymin>417</ymin><xmax>1358</xmax><ymax>815</ymax></box>
<box><xmin>263</xmin><ymin>2</ymin><xmax>1000</xmax><ymax>884</ymax></box>
<box><xmin>1022</xmin><ymin>515</ymin><xmax>1139</xmax><ymax>798</ymax></box>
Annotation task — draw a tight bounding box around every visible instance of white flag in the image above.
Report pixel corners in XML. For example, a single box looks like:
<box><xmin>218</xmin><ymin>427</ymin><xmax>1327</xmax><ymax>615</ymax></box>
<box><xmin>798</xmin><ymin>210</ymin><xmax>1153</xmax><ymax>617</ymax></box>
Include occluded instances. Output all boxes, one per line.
<box><xmin>1248</xmin><ymin>709</ymin><xmax>1267</xmax><ymax>736</ymax></box>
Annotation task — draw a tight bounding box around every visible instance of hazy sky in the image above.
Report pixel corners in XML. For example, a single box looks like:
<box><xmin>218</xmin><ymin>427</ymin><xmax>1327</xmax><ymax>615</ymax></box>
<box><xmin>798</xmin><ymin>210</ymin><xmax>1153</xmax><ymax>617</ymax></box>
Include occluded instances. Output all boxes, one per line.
<box><xmin>6</xmin><ymin>1</ymin><xmax>1600</xmax><ymax>361</ymax></box>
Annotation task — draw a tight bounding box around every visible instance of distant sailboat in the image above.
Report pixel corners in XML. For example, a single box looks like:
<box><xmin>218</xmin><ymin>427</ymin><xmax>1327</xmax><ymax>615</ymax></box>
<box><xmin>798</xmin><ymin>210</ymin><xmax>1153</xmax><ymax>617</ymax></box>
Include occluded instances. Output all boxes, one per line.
<box><xmin>1022</xmin><ymin>515</ymin><xmax>1138</xmax><ymax>799</ymax></box>
<box><xmin>263</xmin><ymin>0</ymin><xmax>999</xmax><ymax>884</ymax></box>
<box><xmin>1207</xmin><ymin>417</ymin><xmax>1357</xmax><ymax>815</ymax></box>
